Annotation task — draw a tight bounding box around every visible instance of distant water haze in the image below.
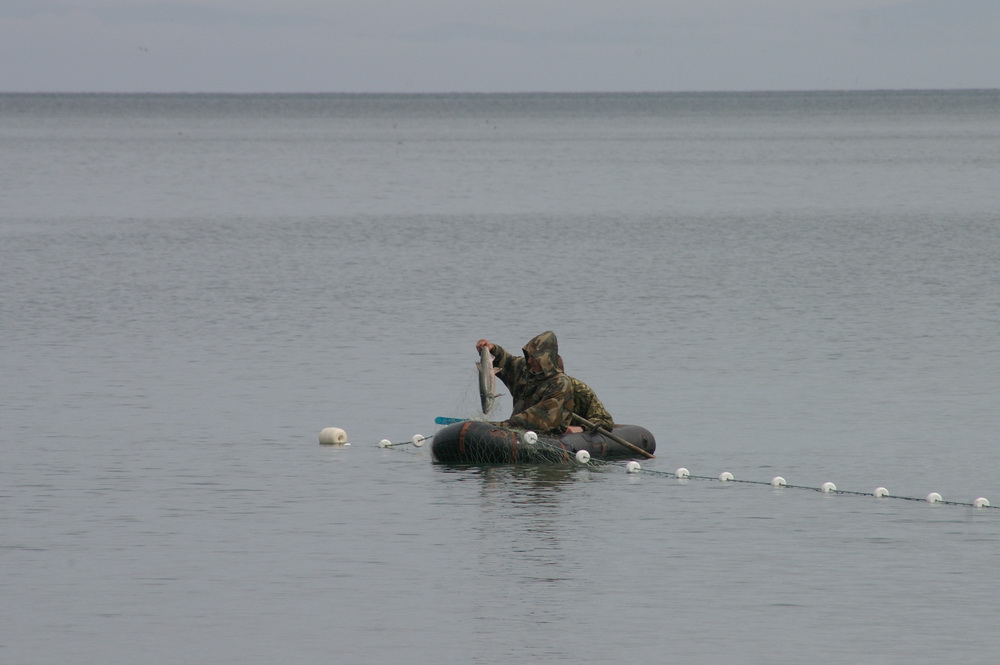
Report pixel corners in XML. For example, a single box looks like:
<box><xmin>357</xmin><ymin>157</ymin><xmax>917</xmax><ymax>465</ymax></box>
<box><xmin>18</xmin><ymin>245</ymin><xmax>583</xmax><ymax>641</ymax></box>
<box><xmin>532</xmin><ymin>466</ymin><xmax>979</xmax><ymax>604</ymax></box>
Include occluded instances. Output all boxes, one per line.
<box><xmin>2</xmin><ymin>1</ymin><xmax>999</xmax><ymax>92</ymax></box>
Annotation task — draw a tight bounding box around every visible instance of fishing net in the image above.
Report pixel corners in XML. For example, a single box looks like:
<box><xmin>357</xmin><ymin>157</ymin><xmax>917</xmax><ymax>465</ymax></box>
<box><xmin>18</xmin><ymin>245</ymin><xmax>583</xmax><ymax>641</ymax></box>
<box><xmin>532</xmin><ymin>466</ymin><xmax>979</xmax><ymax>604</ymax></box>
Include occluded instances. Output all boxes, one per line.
<box><xmin>432</xmin><ymin>421</ymin><xmax>578</xmax><ymax>464</ymax></box>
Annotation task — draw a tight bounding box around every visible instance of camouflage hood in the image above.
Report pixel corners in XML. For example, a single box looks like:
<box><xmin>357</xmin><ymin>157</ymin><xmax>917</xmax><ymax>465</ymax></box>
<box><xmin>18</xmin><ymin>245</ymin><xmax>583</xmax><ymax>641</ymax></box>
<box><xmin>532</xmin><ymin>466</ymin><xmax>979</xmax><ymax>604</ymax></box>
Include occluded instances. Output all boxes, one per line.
<box><xmin>523</xmin><ymin>331</ymin><xmax>561</xmax><ymax>379</ymax></box>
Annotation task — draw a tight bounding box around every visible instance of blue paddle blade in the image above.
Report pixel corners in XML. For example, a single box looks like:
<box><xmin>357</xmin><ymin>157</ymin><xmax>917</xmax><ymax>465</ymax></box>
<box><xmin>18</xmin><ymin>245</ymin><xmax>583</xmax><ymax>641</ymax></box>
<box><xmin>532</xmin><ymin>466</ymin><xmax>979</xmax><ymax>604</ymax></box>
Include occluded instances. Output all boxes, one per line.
<box><xmin>435</xmin><ymin>416</ymin><xmax>467</xmax><ymax>425</ymax></box>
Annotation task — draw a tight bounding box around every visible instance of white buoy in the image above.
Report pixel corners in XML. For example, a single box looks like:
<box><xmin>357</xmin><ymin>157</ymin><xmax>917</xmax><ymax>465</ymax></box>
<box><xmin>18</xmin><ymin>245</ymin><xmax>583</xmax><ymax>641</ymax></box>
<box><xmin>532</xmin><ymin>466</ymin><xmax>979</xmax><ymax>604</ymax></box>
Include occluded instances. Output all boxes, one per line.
<box><xmin>319</xmin><ymin>427</ymin><xmax>348</xmax><ymax>445</ymax></box>
<box><xmin>719</xmin><ymin>471</ymin><xmax>734</xmax><ymax>482</ymax></box>
<box><xmin>771</xmin><ymin>476</ymin><xmax>786</xmax><ymax>487</ymax></box>
<box><xmin>927</xmin><ymin>492</ymin><xmax>942</xmax><ymax>504</ymax></box>
<box><xmin>411</xmin><ymin>434</ymin><xmax>426</xmax><ymax>447</ymax></box>
<box><xmin>522</xmin><ymin>431</ymin><xmax>538</xmax><ymax>444</ymax></box>
<box><xmin>974</xmin><ymin>497</ymin><xmax>990</xmax><ymax>508</ymax></box>
<box><xmin>625</xmin><ymin>461</ymin><xmax>641</xmax><ymax>474</ymax></box>
<box><xmin>821</xmin><ymin>482</ymin><xmax>837</xmax><ymax>493</ymax></box>
<box><xmin>874</xmin><ymin>487</ymin><xmax>889</xmax><ymax>498</ymax></box>
<box><xmin>675</xmin><ymin>467</ymin><xmax>690</xmax><ymax>479</ymax></box>
<box><xmin>575</xmin><ymin>450</ymin><xmax>591</xmax><ymax>464</ymax></box>
<box><xmin>378</xmin><ymin>438</ymin><xmax>392</xmax><ymax>448</ymax></box>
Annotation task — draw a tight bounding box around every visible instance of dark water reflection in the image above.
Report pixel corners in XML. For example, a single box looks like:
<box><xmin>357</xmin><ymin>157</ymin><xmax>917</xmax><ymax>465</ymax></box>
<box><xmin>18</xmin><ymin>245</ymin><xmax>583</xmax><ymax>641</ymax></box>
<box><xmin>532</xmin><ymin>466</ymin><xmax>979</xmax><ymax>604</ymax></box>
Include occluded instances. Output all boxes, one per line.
<box><xmin>434</xmin><ymin>463</ymin><xmax>584</xmax><ymax>580</ymax></box>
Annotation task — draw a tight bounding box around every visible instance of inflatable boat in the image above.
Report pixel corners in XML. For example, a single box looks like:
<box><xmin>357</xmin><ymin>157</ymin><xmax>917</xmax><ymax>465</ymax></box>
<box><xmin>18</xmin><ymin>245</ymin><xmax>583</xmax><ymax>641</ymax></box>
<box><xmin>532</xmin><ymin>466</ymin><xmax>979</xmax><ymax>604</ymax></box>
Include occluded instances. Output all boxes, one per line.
<box><xmin>431</xmin><ymin>420</ymin><xmax>656</xmax><ymax>464</ymax></box>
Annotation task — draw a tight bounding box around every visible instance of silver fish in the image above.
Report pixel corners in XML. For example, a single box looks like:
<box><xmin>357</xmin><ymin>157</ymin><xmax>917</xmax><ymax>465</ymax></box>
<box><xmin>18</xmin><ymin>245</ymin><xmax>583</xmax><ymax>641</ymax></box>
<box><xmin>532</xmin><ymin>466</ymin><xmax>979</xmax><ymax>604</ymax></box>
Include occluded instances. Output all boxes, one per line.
<box><xmin>477</xmin><ymin>345</ymin><xmax>502</xmax><ymax>414</ymax></box>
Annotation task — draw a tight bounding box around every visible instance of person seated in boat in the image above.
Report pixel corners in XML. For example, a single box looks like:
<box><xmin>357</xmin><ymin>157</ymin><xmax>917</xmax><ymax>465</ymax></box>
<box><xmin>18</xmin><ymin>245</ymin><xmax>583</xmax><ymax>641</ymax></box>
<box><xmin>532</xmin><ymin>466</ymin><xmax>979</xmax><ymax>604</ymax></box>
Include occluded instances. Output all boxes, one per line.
<box><xmin>557</xmin><ymin>356</ymin><xmax>616</xmax><ymax>434</ymax></box>
<box><xmin>475</xmin><ymin>331</ymin><xmax>575</xmax><ymax>434</ymax></box>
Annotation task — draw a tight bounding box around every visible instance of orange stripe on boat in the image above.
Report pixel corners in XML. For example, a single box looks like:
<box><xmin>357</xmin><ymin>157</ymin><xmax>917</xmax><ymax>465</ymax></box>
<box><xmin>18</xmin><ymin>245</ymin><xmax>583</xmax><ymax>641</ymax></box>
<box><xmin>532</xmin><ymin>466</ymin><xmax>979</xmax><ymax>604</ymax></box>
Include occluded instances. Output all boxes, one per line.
<box><xmin>458</xmin><ymin>420</ymin><xmax>472</xmax><ymax>456</ymax></box>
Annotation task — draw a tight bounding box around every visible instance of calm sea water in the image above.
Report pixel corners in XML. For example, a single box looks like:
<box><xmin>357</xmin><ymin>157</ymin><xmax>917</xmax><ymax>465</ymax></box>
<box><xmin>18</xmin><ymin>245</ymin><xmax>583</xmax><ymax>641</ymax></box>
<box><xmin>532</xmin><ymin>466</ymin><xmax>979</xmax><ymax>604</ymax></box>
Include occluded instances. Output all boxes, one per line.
<box><xmin>3</xmin><ymin>91</ymin><xmax>1000</xmax><ymax>664</ymax></box>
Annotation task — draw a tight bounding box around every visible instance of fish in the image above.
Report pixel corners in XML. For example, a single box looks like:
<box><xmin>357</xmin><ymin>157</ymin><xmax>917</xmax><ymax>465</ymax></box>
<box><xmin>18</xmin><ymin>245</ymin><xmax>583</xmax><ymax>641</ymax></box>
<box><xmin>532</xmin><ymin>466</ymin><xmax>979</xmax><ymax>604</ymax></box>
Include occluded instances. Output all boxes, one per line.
<box><xmin>477</xmin><ymin>345</ymin><xmax>502</xmax><ymax>414</ymax></box>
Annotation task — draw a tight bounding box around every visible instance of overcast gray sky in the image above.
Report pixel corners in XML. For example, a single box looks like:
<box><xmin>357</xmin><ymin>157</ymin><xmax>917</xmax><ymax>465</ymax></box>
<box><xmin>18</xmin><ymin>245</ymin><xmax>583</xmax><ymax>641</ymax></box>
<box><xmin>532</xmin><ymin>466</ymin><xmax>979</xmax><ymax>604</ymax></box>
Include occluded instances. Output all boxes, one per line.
<box><xmin>3</xmin><ymin>0</ymin><xmax>998</xmax><ymax>92</ymax></box>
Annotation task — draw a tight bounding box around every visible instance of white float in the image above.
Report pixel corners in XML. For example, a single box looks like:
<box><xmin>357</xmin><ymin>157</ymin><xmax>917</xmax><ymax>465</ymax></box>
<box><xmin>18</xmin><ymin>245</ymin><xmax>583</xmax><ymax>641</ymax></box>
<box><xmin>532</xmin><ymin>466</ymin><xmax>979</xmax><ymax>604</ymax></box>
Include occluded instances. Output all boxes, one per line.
<box><xmin>771</xmin><ymin>476</ymin><xmax>786</xmax><ymax>487</ymax></box>
<box><xmin>625</xmin><ymin>461</ymin><xmax>641</xmax><ymax>474</ymax></box>
<box><xmin>411</xmin><ymin>434</ymin><xmax>426</xmax><ymax>447</ymax></box>
<box><xmin>874</xmin><ymin>487</ymin><xmax>889</xmax><ymax>498</ymax></box>
<box><xmin>719</xmin><ymin>471</ymin><xmax>734</xmax><ymax>482</ymax></box>
<box><xmin>575</xmin><ymin>450</ymin><xmax>591</xmax><ymax>464</ymax></box>
<box><xmin>319</xmin><ymin>427</ymin><xmax>349</xmax><ymax>445</ymax></box>
<box><xmin>675</xmin><ymin>467</ymin><xmax>690</xmax><ymax>479</ymax></box>
<box><xmin>378</xmin><ymin>438</ymin><xmax>392</xmax><ymax>448</ymax></box>
<box><xmin>522</xmin><ymin>431</ymin><xmax>538</xmax><ymax>444</ymax></box>
<box><xmin>974</xmin><ymin>497</ymin><xmax>990</xmax><ymax>508</ymax></box>
<box><xmin>821</xmin><ymin>482</ymin><xmax>837</xmax><ymax>493</ymax></box>
<box><xmin>927</xmin><ymin>492</ymin><xmax>942</xmax><ymax>504</ymax></box>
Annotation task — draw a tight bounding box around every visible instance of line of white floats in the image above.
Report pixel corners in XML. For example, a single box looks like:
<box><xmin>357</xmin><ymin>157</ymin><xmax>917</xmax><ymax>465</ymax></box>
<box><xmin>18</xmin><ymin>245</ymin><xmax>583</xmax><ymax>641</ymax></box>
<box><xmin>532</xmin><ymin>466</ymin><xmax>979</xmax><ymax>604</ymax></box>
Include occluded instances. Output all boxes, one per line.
<box><xmin>331</xmin><ymin>426</ymin><xmax>992</xmax><ymax>510</ymax></box>
<box><xmin>618</xmin><ymin>460</ymin><xmax>992</xmax><ymax>509</ymax></box>
<box><xmin>319</xmin><ymin>426</ymin><xmax>427</xmax><ymax>448</ymax></box>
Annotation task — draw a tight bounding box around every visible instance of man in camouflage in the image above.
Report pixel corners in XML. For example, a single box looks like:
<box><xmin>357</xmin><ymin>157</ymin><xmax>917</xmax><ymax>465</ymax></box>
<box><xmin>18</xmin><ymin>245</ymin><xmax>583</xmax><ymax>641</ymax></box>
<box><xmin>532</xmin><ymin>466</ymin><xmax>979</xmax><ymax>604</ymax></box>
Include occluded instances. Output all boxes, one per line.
<box><xmin>558</xmin><ymin>356</ymin><xmax>615</xmax><ymax>432</ymax></box>
<box><xmin>475</xmin><ymin>331</ymin><xmax>575</xmax><ymax>434</ymax></box>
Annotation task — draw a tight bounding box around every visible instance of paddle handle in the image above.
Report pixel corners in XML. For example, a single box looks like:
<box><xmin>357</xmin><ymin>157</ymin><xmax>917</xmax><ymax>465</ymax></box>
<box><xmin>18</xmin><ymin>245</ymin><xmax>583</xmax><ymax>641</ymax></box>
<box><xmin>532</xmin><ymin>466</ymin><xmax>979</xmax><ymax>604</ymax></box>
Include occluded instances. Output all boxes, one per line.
<box><xmin>571</xmin><ymin>414</ymin><xmax>654</xmax><ymax>459</ymax></box>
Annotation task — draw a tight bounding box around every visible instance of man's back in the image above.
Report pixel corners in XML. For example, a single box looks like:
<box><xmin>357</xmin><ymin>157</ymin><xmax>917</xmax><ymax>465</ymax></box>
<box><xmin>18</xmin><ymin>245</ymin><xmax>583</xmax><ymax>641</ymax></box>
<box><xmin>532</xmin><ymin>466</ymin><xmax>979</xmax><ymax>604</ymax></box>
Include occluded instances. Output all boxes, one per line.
<box><xmin>567</xmin><ymin>375</ymin><xmax>615</xmax><ymax>430</ymax></box>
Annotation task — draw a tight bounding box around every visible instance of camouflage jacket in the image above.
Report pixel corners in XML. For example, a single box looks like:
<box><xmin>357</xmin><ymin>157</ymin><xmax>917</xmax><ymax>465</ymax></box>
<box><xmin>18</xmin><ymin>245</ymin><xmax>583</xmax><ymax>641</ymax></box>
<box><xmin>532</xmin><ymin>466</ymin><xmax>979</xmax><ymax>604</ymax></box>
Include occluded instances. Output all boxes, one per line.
<box><xmin>567</xmin><ymin>375</ymin><xmax>615</xmax><ymax>430</ymax></box>
<box><xmin>491</xmin><ymin>331</ymin><xmax>575</xmax><ymax>434</ymax></box>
